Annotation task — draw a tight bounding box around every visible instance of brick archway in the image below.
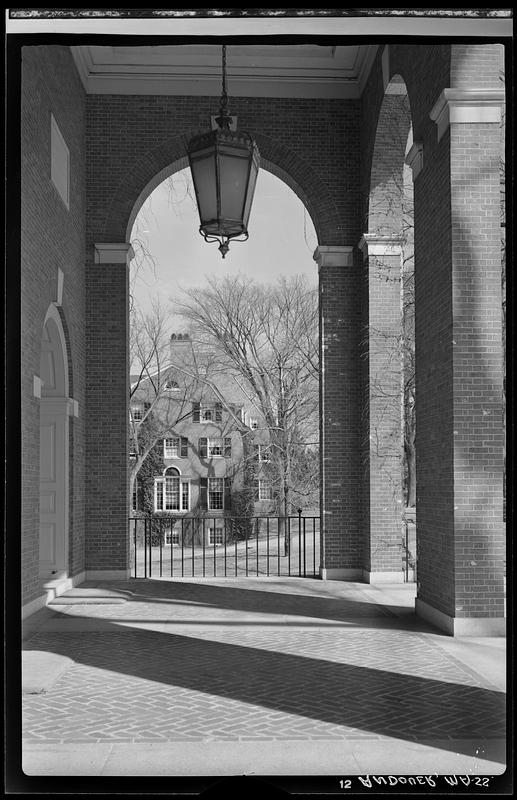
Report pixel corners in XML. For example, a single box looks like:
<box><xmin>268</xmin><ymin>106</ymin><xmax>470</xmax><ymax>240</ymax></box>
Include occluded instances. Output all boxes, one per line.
<box><xmin>96</xmin><ymin>131</ymin><xmax>342</xmax><ymax>248</ymax></box>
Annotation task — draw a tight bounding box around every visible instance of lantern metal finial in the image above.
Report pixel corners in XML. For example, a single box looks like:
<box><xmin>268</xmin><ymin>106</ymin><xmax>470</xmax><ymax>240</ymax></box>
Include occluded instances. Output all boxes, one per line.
<box><xmin>187</xmin><ymin>44</ymin><xmax>260</xmax><ymax>259</ymax></box>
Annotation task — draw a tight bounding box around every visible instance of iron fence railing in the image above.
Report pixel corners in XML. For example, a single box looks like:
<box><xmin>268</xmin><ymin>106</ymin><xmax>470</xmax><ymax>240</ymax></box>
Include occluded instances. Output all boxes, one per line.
<box><xmin>129</xmin><ymin>512</ymin><xmax>321</xmax><ymax>579</ymax></box>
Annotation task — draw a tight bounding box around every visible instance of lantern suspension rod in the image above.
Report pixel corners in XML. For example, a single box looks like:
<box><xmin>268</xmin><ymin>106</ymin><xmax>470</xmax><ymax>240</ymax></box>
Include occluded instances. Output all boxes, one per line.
<box><xmin>216</xmin><ymin>44</ymin><xmax>231</xmax><ymax>131</ymax></box>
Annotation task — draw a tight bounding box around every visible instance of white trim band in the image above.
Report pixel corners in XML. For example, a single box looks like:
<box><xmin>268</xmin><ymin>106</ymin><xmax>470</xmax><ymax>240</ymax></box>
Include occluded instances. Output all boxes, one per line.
<box><xmin>358</xmin><ymin>234</ymin><xmax>405</xmax><ymax>259</ymax></box>
<box><xmin>430</xmin><ymin>89</ymin><xmax>505</xmax><ymax>142</ymax></box>
<box><xmin>416</xmin><ymin>597</ymin><xmax>506</xmax><ymax>637</ymax></box>
<box><xmin>320</xmin><ymin>567</ymin><xmax>363</xmax><ymax>581</ymax></box>
<box><xmin>94</xmin><ymin>243</ymin><xmax>135</xmax><ymax>265</ymax></box>
<box><xmin>363</xmin><ymin>570</ymin><xmax>405</xmax><ymax>584</ymax></box>
<box><xmin>33</xmin><ymin>376</ymin><xmax>43</xmax><ymax>398</ymax></box>
<box><xmin>313</xmin><ymin>245</ymin><xmax>354</xmax><ymax>270</ymax></box>
<box><xmin>405</xmin><ymin>141</ymin><xmax>424</xmax><ymax>180</ymax></box>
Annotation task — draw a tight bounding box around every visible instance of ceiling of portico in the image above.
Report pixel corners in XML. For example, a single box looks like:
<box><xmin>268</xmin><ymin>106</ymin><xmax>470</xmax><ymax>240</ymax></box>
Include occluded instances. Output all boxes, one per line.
<box><xmin>71</xmin><ymin>44</ymin><xmax>378</xmax><ymax>99</ymax></box>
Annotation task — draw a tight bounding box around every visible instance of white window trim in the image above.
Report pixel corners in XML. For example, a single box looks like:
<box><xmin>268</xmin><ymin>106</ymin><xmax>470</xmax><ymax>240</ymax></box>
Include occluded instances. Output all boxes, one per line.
<box><xmin>154</xmin><ymin>476</ymin><xmax>190</xmax><ymax>513</ymax></box>
<box><xmin>258</xmin><ymin>480</ymin><xmax>273</xmax><ymax>501</ymax></box>
<box><xmin>165</xmin><ymin>529</ymin><xmax>181</xmax><ymax>546</ymax></box>
<box><xmin>196</xmin><ymin>403</ymin><xmax>223</xmax><ymax>423</ymax></box>
<box><xmin>208</xmin><ymin>477</ymin><xmax>225</xmax><ymax>511</ymax></box>
<box><xmin>207</xmin><ymin>437</ymin><xmax>226</xmax><ymax>457</ymax></box>
<box><xmin>164</xmin><ymin>437</ymin><xmax>180</xmax><ymax>459</ymax></box>
<box><xmin>209</xmin><ymin>525</ymin><xmax>224</xmax><ymax>546</ymax></box>
<box><xmin>131</xmin><ymin>404</ymin><xmax>144</xmax><ymax>423</ymax></box>
<box><xmin>257</xmin><ymin>445</ymin><xmax>271</xmax><ymax>463</ymax></box>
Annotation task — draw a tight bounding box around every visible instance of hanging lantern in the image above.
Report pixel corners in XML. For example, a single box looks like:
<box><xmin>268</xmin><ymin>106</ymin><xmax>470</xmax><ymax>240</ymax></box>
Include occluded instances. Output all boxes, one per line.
<box><xmin>187</xmin><ymin>45</ymin><xmax>260</xmax><ymax>258</ymax></box>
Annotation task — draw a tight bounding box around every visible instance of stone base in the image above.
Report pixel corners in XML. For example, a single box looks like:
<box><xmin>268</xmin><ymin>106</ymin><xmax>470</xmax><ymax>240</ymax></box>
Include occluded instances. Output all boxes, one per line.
<box><xmin>320</xmin><ymin>567</ymin><xmax>363</xmax><ymax>581</ymax></box>
<box><xmin>363</xmin><ymin>570</ymin><xmax>405</xmax><ymax>584</ymax></box>
<box><xmin>22</xmin><ymin>571</ymin><xmax>87</xmax><ymax>619</ymax></box>
<box><xmin>416</xmin><ymin>598</ymin><xmax>506</xmax><ymax>637</ymax></box>
<box><xmin>21</xmin><ymin>593</ymin><xmax>48</xmax><ymax>620</ymax></box>
<box><xmin>86</xmin><ymin>569</ymin><xmax>131</xmax><ymax>581</ymax></box>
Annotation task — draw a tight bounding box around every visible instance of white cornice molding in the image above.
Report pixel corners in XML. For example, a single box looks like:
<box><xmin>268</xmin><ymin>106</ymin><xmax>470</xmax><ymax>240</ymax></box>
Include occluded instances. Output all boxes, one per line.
<box><xmin>358</xmin><ymin>234</ymin><xmax>405</xmax><ymax>259</ymax></box>
<box><xmin>430</xmin><ymin>88</ymin><xmax>505</xmax><ymax>142</ymax></box>
<box><xmin>313</xmin><ymin>245</ymin><xmax>354</xmax><ymax>270</ymax></box>
<box><xmin>71</xmin><ymin>44</ymin><xmax>378</xmax><ymax>99</ymax></box>
<box><xmin>357</xmin><ymin>45</ymin><xmax>379</xmax><ymax>96</ymax></box>
<box><xmin>94</xmin><ymin>243</ymin><xmax>135</xmax><ymax>265</ymax></box>
<box><xmin>70</xmin><ymin>44</ymin><xmax>91</xmax><ymax>92</ymax></box>
<box><xmin>405</xmin><ymin>141</ymin><xmax>424</xmax><ymax>181</ymax></box>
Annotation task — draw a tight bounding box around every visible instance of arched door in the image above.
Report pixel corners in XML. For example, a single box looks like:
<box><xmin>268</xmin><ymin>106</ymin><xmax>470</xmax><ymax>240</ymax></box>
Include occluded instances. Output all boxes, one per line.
<box><xmin>39</xmin><ymin>309</ymin><xmax>69</xmax><ymax>581</ymax></box>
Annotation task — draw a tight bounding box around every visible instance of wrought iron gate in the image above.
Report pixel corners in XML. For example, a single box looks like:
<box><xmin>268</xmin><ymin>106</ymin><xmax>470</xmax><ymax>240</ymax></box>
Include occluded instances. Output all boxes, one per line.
<box><xmin>129</xmin><ymin>512</ymin><xmax>320</xmax><ymax>578</ymax></box>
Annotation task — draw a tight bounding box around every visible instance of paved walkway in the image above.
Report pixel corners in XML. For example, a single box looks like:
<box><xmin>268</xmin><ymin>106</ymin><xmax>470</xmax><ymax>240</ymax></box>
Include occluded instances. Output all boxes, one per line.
<box><xmin>21</xmin><ymin>578</ymin><xmax>507</xmax><ymax>781</ymax></box>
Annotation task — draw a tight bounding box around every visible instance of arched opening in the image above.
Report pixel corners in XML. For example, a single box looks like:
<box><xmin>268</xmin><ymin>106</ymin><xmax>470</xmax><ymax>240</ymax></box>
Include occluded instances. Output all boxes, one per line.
<box><xmin>127</xmin><ymin>159</ymin><xmax>321</xmax><ymax>577</ymax></box>
<box><xmin>38</xmin><ymin>305</ymin><xmax>70</xmax><ymax>583</ymax></box>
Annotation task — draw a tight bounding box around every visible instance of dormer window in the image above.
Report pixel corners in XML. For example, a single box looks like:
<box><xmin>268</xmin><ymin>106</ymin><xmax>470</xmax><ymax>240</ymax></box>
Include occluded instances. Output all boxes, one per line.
<box><xmin>254</xmin><ymin>444</ymin><xmax>271</xmax><ymax>463</ymax></box>
<box><xmin>193</xmin><ymin>402</ymin><xmax>223</xmax><ymax>423</ymax></box>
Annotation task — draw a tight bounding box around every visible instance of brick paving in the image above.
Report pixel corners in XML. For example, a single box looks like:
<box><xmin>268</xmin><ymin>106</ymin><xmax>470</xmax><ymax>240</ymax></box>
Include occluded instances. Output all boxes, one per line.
<box><xmin>23</xmin><ymin>579</ymin><xmax>505</xmax><ymax>746</ymax></box>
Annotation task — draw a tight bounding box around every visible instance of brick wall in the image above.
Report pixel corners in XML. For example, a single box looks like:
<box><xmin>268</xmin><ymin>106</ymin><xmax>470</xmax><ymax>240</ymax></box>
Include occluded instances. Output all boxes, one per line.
<box><xmin>21</xmin><ymin>46</ymin><xmax>87</xmax><ymax>606</ymax></box>
<box><xmin>86</xmin><ymin>262</ymin><xmax>130</xmax><ymax>571</ymax></box>
<box><xmin>319</xmin><ymin>256</ymin><xmax>364</xmax><ymax>572</ymax></box>
<box><xmin>449</xmin><ymin>120</ymin><xmax>505</xmax><ymax>618</ymax></box>
<box><xmin>86</xmin><ymin>95</ymin><xmax>361</xmax><ymax>245</ymax></box>
<box><xmin>19</xmin><ymin>43</ymin><xmax>504</xmax><ymax>621</ymax></box>
<box><xmin>359</xmin><ymin>43</ymin><xmax>505</xmax><ymax>616</ymax></box>
<box><xmin>86</xmin><ymin>93</ymin><xmax>364</xmax><ymax>575</ymax></box>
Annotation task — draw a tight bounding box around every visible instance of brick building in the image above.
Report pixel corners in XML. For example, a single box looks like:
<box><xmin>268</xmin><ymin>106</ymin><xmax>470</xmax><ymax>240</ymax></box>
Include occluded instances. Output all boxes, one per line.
<box><xmin>130</xmin><ymin>333</ymin><xmax>274</xmax><ymax>531</ymax></box>
<box><xmin>12</xmin><ymin>26</ymin><xmax>508</xmax><ymax>635</ymax></box>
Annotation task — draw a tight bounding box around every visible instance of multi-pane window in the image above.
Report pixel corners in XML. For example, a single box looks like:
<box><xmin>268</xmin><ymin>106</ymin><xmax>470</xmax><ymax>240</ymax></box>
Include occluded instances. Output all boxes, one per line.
<box><xmin>164</xmin><ymin>437</ymin><xmax>179</xmax><ymax>458</ymax></box>
<box><xmin>131</xmin><ymin>402</ymin><xmax>150</xmax><ymax>424</ymax></box>
<box><xmin>165</xmin><ymin>529</ymin><xmax>180</xmax><ymax>545</ymax></box>
<box><xmin>249</xmin><ymin>418</ymin><xmax>259</xmax><ymax>430</ymax></box>
<box><xmin>258</xmin><ymin>481</ymin><xmax>273</xmax><ymax>501</ymax></box>
<box><xmin>165</xmin><ymin>379</ymin><xmax>180</xmax><ymax>391</ymax></box>
<box><xmin>254</xmin><ymin>444</ymin><xmax>271</xmax><ymax>462</ymax></box>
<box><xmin>164</xmin><ymin>437</ymin><xmax>188</xmax><ymax>459</ymax></box>
<box><xmin>208</xmin><ymin>478</ymin><xmax>224</xmax><ymax>510</ymax></box>
<box><xmin>193</xmin><ymin>402</ymin><xmax>223</xmax><ymax>423</ymax></box>
<box><xmin>209</xmin><ymin>526</ymin><xmax>224</xmax><ymax>546</ymax></box>
<box><xmin>154</xmin><ymin>475</ymin><xmax>190</xmax><ymax>512</ymax></box>
<box><xmin>132</xmin><ymin>405</ymin><xmax>144</xmax><ymax>422</ymax></box>
<box><xmin>199</xmin><ymin>437</ymin><xmax>231</xmax><ymax>458</ymax></box>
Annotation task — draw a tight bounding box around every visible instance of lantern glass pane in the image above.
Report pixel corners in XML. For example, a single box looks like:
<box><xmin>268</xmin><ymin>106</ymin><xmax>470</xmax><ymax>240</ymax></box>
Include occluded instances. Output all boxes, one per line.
<box><xmin>190</xmin><ymin>153</ymin><xmax>217</xmax><ymax>225</ymax></box>
<box><xmin>219</xmin><ymin>152</ymin><xmax>250</xmax><ymax>223</ymax></box>
<box><xmin>242</xmin><ymin>159</ymin><xmax>259</xmax><ymax>227</ymax></box>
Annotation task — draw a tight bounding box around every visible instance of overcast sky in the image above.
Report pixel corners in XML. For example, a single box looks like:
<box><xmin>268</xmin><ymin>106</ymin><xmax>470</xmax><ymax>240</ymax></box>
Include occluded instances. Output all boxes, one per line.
<box><xmin>130</xmin><ymin>167</ymin><xmax>318</xmax><ymax>321</ymax></box>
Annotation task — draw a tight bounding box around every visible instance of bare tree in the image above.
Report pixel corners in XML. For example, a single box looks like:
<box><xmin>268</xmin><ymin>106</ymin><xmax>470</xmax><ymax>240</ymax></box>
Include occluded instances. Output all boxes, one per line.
<box><xmin>174</xmin><ymin>274</ymin><xmax>320</xmax><ymax>518</ymax></box>
<box><xmin>129</xmin><ymin>300</ymin><xmax>194</xmax><ymax>501</ymax></box>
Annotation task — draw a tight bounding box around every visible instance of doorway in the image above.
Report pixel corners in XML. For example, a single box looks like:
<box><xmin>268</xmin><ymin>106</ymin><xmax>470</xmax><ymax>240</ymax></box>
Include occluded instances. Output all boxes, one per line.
<box><xmin>38</xmin><ymin>308</ymin><xmax>69</xmax><ymax>582</ymax></box>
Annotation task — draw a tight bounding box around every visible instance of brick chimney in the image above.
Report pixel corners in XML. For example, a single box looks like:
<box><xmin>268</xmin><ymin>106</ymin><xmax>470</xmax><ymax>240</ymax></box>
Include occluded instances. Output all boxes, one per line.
<box><xmin>169</xmin><ymin>333</ymin><xmax>194</xmax><ymax>369</ymax></box>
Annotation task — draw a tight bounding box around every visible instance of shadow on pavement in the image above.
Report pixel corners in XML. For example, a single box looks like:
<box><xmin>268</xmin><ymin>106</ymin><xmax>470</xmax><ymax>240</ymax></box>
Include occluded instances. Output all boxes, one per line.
<box><xmin>24</xmin><ymin>613</ymin><xmax>506</xmax><ymax>761</ymax></box>
<box><xmin>71</xmin><ymin>578</ymin><xmax>432</xmax><ymax>632</ymax></box>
